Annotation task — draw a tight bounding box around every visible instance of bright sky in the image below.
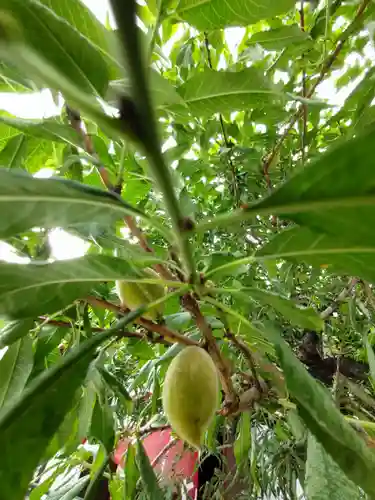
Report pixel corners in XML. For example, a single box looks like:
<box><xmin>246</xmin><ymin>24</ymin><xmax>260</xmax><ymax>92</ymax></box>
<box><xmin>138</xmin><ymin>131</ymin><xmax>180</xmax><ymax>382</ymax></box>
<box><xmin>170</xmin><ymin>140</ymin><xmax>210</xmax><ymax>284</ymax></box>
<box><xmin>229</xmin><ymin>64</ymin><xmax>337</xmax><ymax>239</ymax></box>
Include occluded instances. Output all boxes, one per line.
<box><xmin>0</xmin><ymin>1</ymin><xmax>373</xmax><ymax>263</ymax></box>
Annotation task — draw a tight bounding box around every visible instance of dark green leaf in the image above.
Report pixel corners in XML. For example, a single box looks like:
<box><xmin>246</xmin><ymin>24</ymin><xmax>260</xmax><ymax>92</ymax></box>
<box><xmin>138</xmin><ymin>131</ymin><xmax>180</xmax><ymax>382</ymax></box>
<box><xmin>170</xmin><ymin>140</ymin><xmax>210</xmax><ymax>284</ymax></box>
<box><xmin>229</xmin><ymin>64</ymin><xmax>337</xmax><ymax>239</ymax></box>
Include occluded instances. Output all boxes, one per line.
<box><xmin>1</xmin><ymin>0</ymin><xmax>109</xmax><ymax>95</ymax></box>
<box><xmin>0</xmin><ymin>169</ymin><xmax>150</xmax><ymax>239</ymax></box>
<box><xmin>0</xmin><ymin>337</ymin><xmax>33</xmax><ymax>411</ymax></box>
<box><xmin>83</xmin><ymin>454</ymin><xmax>109</xmax><ymax>500</ymax></box>
<box><xmin>0</xmin><ymin>310</ymin><xmax>140</xmax><ymax>500</ymax></box>
<box><xmin>254</xmin><ymin>127</ymin><xmax>375</xmax><ymax>249</ymax></box>
<box><xmin>257</xmin><ymin>226</ymin><xmax>375</xmax><ymax>283</ymax></box>
<box><xmin>0</xmin><ymin>254</ymin><xmax>159</xmax><ymax>318</ymax></box>
<box><xmin>305</xmin><ymin>433</ymin><xmax>362</xmax><ymax>500</ymax></box>
<box><xmin>230</xmin><ymin>288</ymin><xmax>323</xmax><ymax>331</ymax></box>
<box><xmin>0</xmin><ymin>319</ymin><xmax>35</xmax><ymax>348</ymax></box>
<box><xmin>99</xmin><ymin>367</ymin><xmax>133</xmax><ymax>413</ymax></box>
<box><xmin>89</xmin><ymin>398</ymin><xmax>115</xmax><ymax>452</ymax></box>
<box><xmin>136</xmin><ymin>439</ymin><xmax>164</xmax><ymax>500</ymax></box>
<box><xmin>124</xmin><ymin>442</ymin><xmax>139</xmax><ymax>500</ymax></box>
<box><xmin>248</xmin><ymin>25</ymin><xmax>310</xmax><ymax>51</ymax></box>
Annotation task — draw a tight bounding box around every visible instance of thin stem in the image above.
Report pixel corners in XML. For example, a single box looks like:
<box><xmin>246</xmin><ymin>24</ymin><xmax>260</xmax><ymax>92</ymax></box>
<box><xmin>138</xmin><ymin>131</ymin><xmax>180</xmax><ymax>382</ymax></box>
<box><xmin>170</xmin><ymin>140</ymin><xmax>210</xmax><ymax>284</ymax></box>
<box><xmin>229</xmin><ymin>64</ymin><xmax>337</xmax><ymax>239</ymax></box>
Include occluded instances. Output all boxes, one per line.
<box><xmin>262</xmin><ymin>0</ymin><xmax>371</xmax><ymax>183</ymax></box>
<box><xmin>85</xmin><ymin>296</ymin><xmax>199</xmax><ymax>346</ymax></box>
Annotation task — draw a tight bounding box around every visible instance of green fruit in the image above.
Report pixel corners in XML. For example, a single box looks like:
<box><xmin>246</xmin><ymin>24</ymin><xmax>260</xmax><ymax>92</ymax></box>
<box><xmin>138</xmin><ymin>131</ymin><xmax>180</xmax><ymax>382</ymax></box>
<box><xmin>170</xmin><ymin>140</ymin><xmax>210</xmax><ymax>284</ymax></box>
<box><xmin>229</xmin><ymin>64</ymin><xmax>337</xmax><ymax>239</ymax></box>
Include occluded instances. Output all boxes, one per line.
<box><xmin>162</xmin><ymin>346</ymin><xmax>219</xmax><ymax>449</ymax></box>
<box><xmin>115</xmin><ymin>268</ymin><xmax>165</xmax><ymax>321</ymax></box>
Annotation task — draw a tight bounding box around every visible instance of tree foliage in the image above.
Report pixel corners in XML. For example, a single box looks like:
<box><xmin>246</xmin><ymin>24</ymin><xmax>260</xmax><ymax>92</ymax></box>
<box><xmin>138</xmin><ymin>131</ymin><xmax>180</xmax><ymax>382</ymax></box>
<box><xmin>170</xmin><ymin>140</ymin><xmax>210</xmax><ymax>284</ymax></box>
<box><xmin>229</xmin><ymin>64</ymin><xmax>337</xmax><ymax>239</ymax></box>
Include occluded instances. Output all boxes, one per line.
<box><xmin>1</xmin><ymin>0</ymin><xmax>375</xmax><ymax>498</ymax></box>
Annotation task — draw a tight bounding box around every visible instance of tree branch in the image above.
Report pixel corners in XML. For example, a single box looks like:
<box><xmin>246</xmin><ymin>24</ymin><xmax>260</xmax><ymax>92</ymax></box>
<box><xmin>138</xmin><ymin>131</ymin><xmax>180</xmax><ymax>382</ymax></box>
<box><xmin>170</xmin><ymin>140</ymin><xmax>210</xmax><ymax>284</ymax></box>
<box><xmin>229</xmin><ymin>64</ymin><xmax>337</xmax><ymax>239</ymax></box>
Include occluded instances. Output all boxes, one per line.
<box><xmin>263</xmin><ymin>0</ymin><xmax>371</xmax><ymax>183</ymax></box>
<box><xmin>320</xmin><ymin>278</ymin><xmax>358</xmax><ymax>319</ymax></box>
<box><xmin>85</xmin><ymin>296</ymin><xmax>199</xmax><ymax>347</ymax></box>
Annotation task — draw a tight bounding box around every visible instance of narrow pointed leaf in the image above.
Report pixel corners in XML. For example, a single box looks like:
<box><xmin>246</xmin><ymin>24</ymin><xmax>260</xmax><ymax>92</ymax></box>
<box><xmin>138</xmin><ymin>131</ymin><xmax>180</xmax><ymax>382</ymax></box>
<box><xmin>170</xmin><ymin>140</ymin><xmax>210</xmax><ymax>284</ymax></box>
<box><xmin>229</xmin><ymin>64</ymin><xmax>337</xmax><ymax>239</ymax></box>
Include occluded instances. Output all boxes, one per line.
<box><xmin>0</xmin><ymin>114</ymin><xmax>81</xmax><ymax>147</ymax></box>
<box><xmin>1</xmin><ymin>0</ymin><xmax>109</xmax><ymax>95</ymax></box>
<box><xmin>305</xmin><ymin>433</ymin><xmax>362</xmax><ymax>500</ymax></box>
<box><xmin>0</xmin><ymin>337</ymin><xmax>33</xmax><ymax>411</ymax></box>
<box><xmin>0</xmin><ymin>169</ymin><xmax>149</xmax><ymax>239</ymax></box>
<box><xmin>136</xmin><ymin>439</ymin><xmax>164</xmax><ymax>500</ymax></box>
<box><xmin>0</xmin><ymin>254</ymin><xmax>162</xmax><ymax>318</ymax></box>
<box><xmin>257</xmin><ymin>226</ymin><xmax>375</xmax><ymax>283</ymax></box>
<box><xmin>230</xmin><ymin>288</ymin><xmax>323</xmax><ymax>331</ymax></box>
<box><xmin>267</xmin><ymin>325</ymin><xmax>375</xmax><ymax>497</ymax></box>
<box><xmin>0</xmin><ymin>310</ymin><xmax>141</xmax><ymax>500</ymax></box>
<box><xmin>0</xmin><ymin>319</ymin><xmax>35</xmax><ymax>348</ymax></box>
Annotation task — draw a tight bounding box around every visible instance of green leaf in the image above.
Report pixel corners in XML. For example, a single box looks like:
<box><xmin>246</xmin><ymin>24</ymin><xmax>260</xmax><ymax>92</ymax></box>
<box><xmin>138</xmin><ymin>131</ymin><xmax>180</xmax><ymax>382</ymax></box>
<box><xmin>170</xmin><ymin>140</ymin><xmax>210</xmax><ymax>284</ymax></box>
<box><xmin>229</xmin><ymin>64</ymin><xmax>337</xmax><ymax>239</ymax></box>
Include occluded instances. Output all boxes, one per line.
<box><xmin>136</xmin><ymin>439</ymin><xmax>164</xmax><ymax>500</ymax></box>
<box><xmin>234</xmin><ymin>412</ymin><xmax>251</xmax><ymax>471</ymax></box>
<box><xmin>83</xmin><ymin>454</ymin><xmax>109</xmax><ymax>500</ymax></box>
<box><xmin>248</xmin><ymin>25</ymin><xmax>310</xmax><ymax>51</ymax></box>
<box><xmin>0</xmin><ymin>310</ymin><xmax>141</xmax><ymax>500</ymax></box>
<box><xmin>1</xmin><ymin>0</ymin><xmax>109</xmax><ymax>96</ymax></box>
<box><xmin>38</xmin><ymin>0</ymin><xmax>113</xmax><ymax>70</ymax></box>
<box><xmin>267</xmin><ymin>325</ymin><xmax>375</xmax><ymax>497</ymax></box>
<box><xmin>364</xmin><ymin>334</ymin><xmax>375</xmax><ymax>391</ymax></box>
<box><xmin>99</xmin><ymin>367</ymin><xmax>134</xmax><ymax>413</ymax></box>
<box><xmin>0</xmin><ymin>254</ymin><xmax>159</xmax><ymax>318</ymax></box>
<box><xmin>232</xmin><ymin>288</ymin><xmax>323</xmax><ymax>331</ymax></box>
<box><xmin>124</xmin><ymin>442</ymin><xmax>139</xmax><ymax>500</ymax></box>
<box><xmin>176</xmin><ymin>69</ymin><xmax>279</xmax><ymax>118</ymax></box>
<box><xmin>0</xmin><ymin>114</ymin><xmax>81</xmax><ymax>147</ymax></box>
<box><xmin>89</xmin><ymin>398</ymin><xmax>115</xmax><ymax>453</ymax></box>
<box><xmin>0</xmin><ymin>169</ymin><xmax>150</xmax><ymax>239</ymax></box>
<box><xmin>0</xmin><ymin>319</ymin><xmax>35</xmax><ymax>348</ymax></box>
<box><xmin>257</xmin><ymin>226</ymin><xmax>375</xmax><ymax>284</ymax></box>
<box><xmin>177</xmin><ymin>0</ymin><xmax>295</xmax><ymax>30</ymax></box>
<box><xmin>0</xmin><ymin>337</ymin><xmax>33</xmax><ymax>411</ymax></box>
<box><xmin>0</xmin><ymin>134</ymin><xmax>27</xmax><ymax>168</ymax></box>
<box><xmin>305</xmin><ymin>433</ymin><xmax>362</xmax><ymax>500</ymax></box>
<box><xmin>0</xmin><ymin>62</ymin><xmax>35</xmax><ymax>92</ymax></box>
<box><xmin>254</xmin><ymin>127</ymin><xmax>375</xmax><ymax>249</ymax></box>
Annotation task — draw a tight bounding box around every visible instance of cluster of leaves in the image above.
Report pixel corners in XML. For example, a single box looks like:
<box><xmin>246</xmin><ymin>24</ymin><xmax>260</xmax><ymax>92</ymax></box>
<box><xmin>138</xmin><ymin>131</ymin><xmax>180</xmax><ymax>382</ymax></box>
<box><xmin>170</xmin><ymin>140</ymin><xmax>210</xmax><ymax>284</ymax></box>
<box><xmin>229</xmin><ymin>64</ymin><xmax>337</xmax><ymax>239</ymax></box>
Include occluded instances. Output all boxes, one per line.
<box><xmin>2</xmin><ymin>0</ymin><xmax>375</xmax><ymax>499</ymax></box>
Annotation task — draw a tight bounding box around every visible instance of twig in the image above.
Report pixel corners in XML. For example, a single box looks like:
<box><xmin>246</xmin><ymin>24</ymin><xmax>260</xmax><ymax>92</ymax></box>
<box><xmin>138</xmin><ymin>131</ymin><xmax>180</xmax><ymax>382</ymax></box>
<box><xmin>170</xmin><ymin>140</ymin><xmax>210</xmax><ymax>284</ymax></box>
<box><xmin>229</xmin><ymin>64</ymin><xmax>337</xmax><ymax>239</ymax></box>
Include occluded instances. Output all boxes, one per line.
<box><xmin>66</xmin><ymin>105</ymin><xmax>177</xmax><ymax>282</ymax></box>
<box><xmin>224</xmin><ymin>329</ymin><xmax>263</xmax><ymax>394</ymax></box>
<box><xmin>204</xmin><ymin>33</ymin><xmax>240</xmax><ymax>207</ymax></box>
<box><xmin>138</xmin><ymin>423</ymin><xmax>170</xmax><ymax>436</ymax></box>
<box><xmin>263</xmin><ymin>0</ymin><xmax>371</xmax><ymax>183</ymax></box>
<box><xmin>182</xmin><ymin>294</ymin><xmax>238</xmax><ymax>413</ymax></box>
<box><xmin>320</xmin><ymin>278</ymin><xmax>358</xmax><ymax>319</ymax></box>
<box><xmin>66</xmin><ymin>106</ymin><xmax>114</xmax><ymax>191</ymax></box>
<box><xmin>300</xmin><ymin>0</ymin><xmax>308</xmax><ymax>164</ymax></box>
<box><xmin>151</xmin><ymin>438</ymin><xmax>178</xmax><ymax>468</ymax></box>
<box><xmin>37</xmin><ymin>316</ymin><xmax>170</xmax><ymax>344</ymax></box>
<box><xmin>85</xmin><ymin>296</ymin><xmax>199</xmax><ymax>347</ymax></box>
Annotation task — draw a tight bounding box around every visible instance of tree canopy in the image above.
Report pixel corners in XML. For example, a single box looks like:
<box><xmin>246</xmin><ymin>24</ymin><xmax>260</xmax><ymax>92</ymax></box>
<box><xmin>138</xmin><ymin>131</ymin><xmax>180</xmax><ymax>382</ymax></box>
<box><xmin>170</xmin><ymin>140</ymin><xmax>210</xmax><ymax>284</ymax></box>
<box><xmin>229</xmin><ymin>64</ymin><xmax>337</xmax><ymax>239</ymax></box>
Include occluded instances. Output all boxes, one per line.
<box><xmin>1</xmin><ymin>0</ymin><xmax>375</xmax><ymax>498</ymax></box>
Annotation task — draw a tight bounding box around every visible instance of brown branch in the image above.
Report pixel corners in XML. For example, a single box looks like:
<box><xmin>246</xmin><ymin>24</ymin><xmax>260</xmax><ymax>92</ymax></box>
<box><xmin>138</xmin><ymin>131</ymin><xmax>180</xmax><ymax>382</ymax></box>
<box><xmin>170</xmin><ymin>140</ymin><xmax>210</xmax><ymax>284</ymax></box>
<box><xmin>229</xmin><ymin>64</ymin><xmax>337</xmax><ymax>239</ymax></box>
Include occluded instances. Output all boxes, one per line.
<box><xmin>320</xmin><ymin>277</ymin><xmax>358</xmax><ymax>319</ymax></box>
<box><xmin>182</xmin><ymin>294</ymin><xmax>239</xmax><ymax>414</ymax></box>
<box><xmin>224</xmin><ymin>329</ymin><xmax>263</xmax><ymax>394</ymax></box>
<box><xmin>37</xmin><ymin>316</ymin><xmax>169</xmax><ymax>344</ymax></box>
<box><xmin>66</xmin><ymin>106</ymin><xmax>114</xmax><ymax>191</ymax></box>
<box><xmin>263</xmin><ymin>0</ymin><xmax>371</xmax><ymax>183</ymax></box>
<box><xmin>66</xmin><ymin>105</ymin><xmax>177</xmax><ymax>283</ymax></box>
<box><xmin>85</xmin><ymin>296</ymin><xmax>199</xmax><ymax>347</ymax></box>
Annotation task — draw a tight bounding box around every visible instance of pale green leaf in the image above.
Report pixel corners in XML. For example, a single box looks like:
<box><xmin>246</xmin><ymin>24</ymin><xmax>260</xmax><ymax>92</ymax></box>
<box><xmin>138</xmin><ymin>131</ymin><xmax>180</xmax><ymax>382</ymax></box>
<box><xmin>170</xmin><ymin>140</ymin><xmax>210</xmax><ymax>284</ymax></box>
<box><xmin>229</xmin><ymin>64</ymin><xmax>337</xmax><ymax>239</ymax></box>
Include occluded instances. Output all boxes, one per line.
<box><xmin>0</xmin><ymin>337</ymin><xmax>33</xmax><ymax>411</ymax></box>
<box><xmin>305</xmin><ymin>433</ymin><xmax>362</xmax><ymax>500</ymax></box>
<box><xmin>177</xmin><ymin>0</ymin><xmax>295</xmax><ymax>30</ymax></box>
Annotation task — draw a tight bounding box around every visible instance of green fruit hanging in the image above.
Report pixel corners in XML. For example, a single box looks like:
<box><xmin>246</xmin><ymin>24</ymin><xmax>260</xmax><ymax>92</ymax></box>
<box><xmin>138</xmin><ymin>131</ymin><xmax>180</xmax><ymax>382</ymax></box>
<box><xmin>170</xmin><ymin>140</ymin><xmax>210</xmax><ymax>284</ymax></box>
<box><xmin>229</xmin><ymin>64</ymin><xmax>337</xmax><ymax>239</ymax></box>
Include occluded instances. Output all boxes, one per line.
<box><xmin>162</xmin><ymin>346</ymin><xmax>219</xmax><ymax>449</ymax></box>
<box><xmin>115</xmin><ymin>268</ymin><xmax>165</xmax><ymax>321</ymax></box>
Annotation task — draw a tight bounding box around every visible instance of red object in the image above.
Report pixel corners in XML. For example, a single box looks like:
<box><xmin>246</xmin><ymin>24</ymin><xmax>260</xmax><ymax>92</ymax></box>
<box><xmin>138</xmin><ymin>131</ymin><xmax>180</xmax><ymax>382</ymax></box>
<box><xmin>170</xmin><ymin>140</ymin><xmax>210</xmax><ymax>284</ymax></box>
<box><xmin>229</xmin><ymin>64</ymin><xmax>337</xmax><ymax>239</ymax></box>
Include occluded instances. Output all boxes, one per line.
<box><xmin>114</xmin><ymin>429</ymin><xmax>199</xmax><ymax>499</ymax></box>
